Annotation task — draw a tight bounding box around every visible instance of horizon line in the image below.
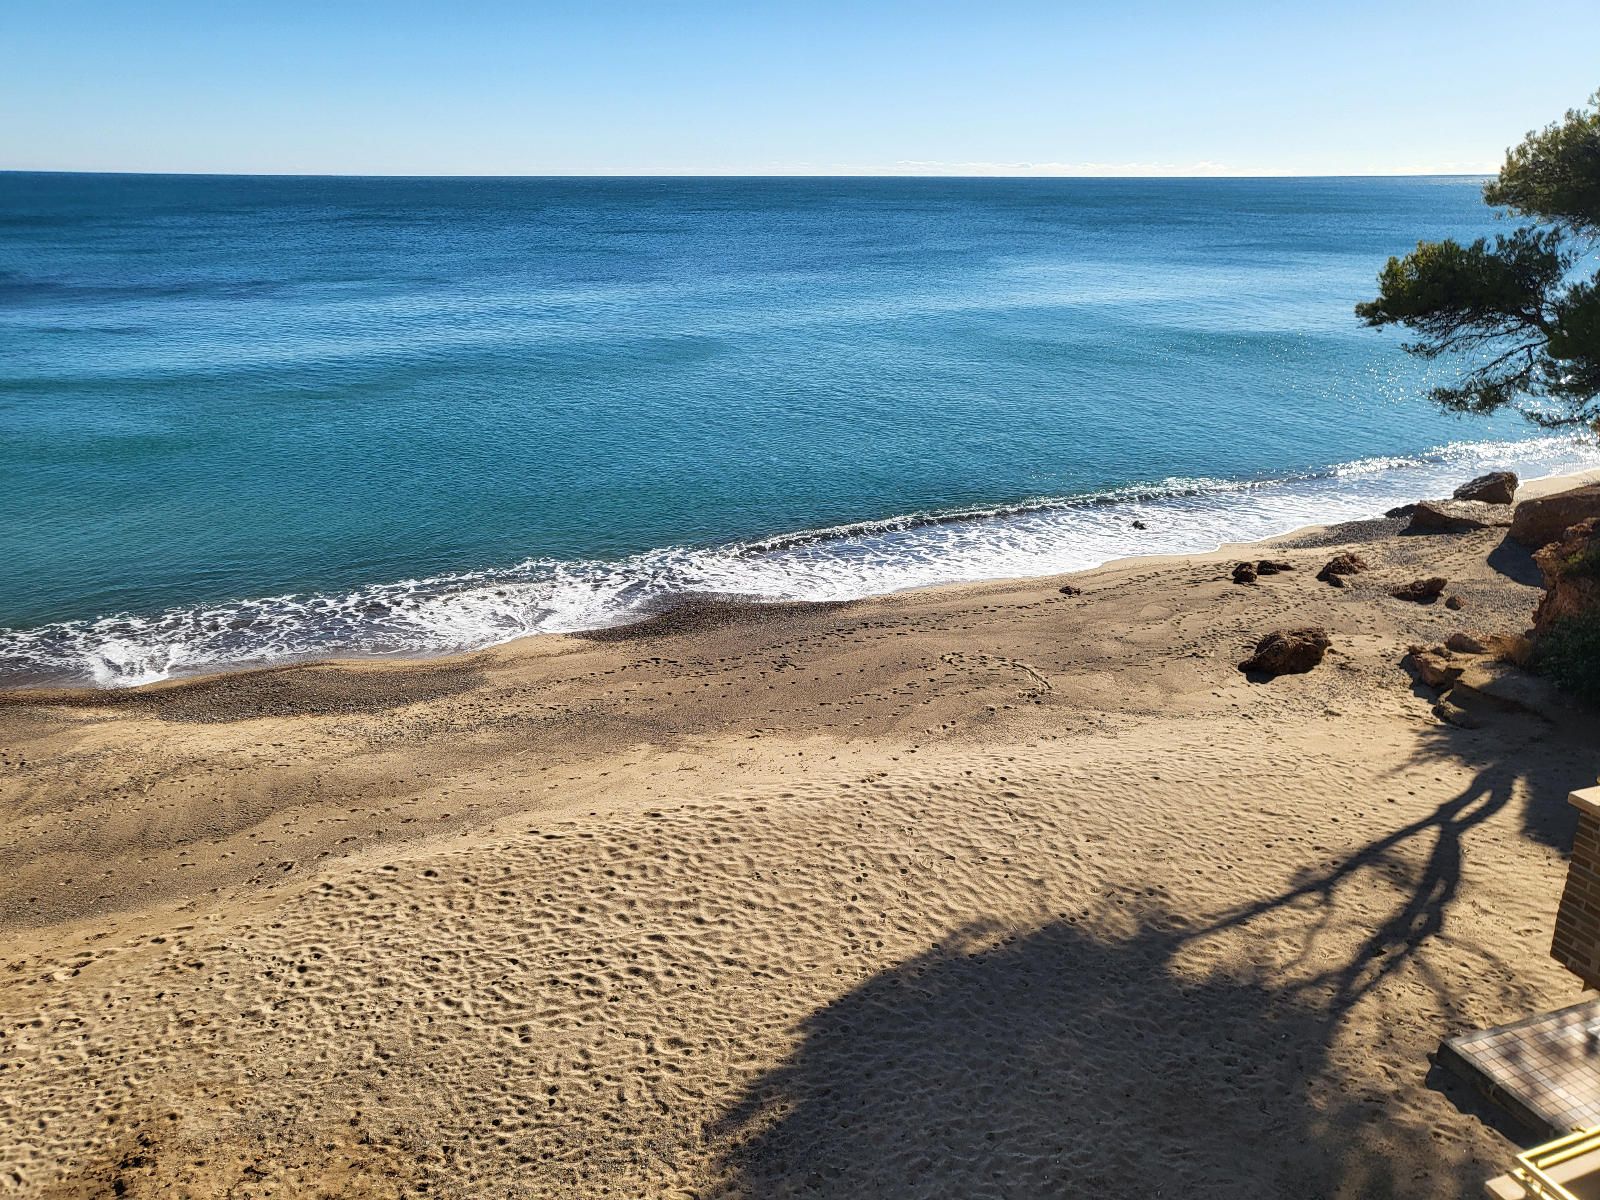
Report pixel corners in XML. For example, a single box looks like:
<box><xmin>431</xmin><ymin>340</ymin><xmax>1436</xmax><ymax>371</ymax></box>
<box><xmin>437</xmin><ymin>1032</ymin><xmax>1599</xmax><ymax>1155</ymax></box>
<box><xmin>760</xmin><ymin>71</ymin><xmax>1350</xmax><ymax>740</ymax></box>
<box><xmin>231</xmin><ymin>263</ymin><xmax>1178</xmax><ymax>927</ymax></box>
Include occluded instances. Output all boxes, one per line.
<box><xmin>0</xmin><ymin>168</ymin><xmax>1496</xmax><ymax>181</ymax></box>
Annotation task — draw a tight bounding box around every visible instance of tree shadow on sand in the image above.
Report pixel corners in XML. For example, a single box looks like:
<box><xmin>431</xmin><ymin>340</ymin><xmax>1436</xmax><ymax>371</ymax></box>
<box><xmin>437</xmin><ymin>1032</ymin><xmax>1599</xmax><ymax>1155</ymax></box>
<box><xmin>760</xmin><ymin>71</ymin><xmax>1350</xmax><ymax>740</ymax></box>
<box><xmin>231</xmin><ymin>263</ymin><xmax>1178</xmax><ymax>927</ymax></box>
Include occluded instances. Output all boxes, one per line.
<box><xmin>709</xmin><ymin>913</ymin><xmax>1417</xmax><ymax>1198</ymax></box>
<box><xmin>708</xmin><ymin>720</ymin><xmax>1598</xmax><ymax>1198</ymax></box>
<box><xmin>1402</xmin><ymin>713</ymin><xmax>1594</xmax><ymax>852</ymax></box>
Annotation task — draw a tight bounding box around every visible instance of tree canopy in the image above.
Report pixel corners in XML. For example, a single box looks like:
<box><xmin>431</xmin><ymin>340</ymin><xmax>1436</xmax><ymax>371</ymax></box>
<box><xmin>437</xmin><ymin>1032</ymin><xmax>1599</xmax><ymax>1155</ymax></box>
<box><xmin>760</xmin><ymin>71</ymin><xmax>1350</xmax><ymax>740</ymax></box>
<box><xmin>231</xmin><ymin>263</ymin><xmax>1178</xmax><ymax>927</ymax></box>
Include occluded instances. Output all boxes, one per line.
<box><xmin>1356</xmin><ymin>92</ymin><xmax>1600</xmax><ymax>428</ymax></box>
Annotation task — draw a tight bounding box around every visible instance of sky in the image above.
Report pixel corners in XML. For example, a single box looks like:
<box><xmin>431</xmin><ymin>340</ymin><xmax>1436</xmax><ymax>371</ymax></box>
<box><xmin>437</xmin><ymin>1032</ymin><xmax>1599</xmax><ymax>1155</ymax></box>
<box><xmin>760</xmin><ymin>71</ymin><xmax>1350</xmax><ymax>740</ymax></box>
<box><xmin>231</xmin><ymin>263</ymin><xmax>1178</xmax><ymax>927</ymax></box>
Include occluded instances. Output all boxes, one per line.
<box><xmin>3</xmin><ymin>1</ymin><xmax>1597</xmax><ymax>177</ymax></box>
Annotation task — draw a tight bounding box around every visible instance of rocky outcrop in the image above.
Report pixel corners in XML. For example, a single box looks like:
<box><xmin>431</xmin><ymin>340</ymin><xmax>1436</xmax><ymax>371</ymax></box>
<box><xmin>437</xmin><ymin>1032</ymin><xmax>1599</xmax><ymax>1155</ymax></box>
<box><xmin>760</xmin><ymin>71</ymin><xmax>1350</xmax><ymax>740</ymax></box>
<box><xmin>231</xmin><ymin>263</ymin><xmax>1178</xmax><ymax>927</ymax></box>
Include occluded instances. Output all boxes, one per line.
<box><xmin>1485</xmin><ymin>631</ymin><xmax>1534</xmax><ymax>666</ymax></box>
<box><xmin>1390</xmin><ymin>577</ymin><xmax>1447</xmax><ymax>603</ymax></box>
<box><xmin>1316</xmin><ymin>552</ymin><xmax>1367</xmax><ymax>587</ymax></box>
<box><xmin>1432</xmin><ymin>630</ymin><xmax>1527</xmax><ymax>661</ymax></box>
<box><xmin>1404</xmin><ymin>645</ymin><xmax>1464</xmax><ymax>689</ymax></box>
<box><xmin>1239</xmin><ymin>628</ymin><xmax>1330</xmax><ymax>677</ymax></box>
<box><xmin>1452</xmin><ymin>471</ymin><xmax>1518</xmax><ymax>505</ymax></box>
<box><xmin>1404</xmin><ymin>499</ymin><xmax>1513</xmax><ymax>533</ymax></box>
<box><xmin>1452</xmin><ymin>658</ymin><xmax>1575</xmax><ymax>719</ymax></box>
<box><xmin>1445</xmin><ymin>631</ymin><xmax>1491</xmax><ymax>654</ymax></box>
<box><xmin>1533</xmin><ymin>518</ymin><xmax>1600</xmax><ymax>638</ymax></box>
<box><xmin>1400</xmin><ymin>629</ymin><xmax>1538</xmax><ymax>730</ymax></box>
<box><xmin>1510</xmin><ymin>484</ymin><xmax>1600</xmax><ymax>548</ymax></box>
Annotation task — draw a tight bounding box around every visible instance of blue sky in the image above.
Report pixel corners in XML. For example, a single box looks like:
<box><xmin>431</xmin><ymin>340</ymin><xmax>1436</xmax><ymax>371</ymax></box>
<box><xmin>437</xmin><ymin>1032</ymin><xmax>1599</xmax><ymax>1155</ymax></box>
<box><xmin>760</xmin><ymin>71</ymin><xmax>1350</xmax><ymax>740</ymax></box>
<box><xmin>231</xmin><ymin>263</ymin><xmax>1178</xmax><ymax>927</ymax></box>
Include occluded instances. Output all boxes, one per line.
<box><xmin>4</xmin><ymin>0</ymin><xmax>1597</xmax><ymax>176</ymax></box>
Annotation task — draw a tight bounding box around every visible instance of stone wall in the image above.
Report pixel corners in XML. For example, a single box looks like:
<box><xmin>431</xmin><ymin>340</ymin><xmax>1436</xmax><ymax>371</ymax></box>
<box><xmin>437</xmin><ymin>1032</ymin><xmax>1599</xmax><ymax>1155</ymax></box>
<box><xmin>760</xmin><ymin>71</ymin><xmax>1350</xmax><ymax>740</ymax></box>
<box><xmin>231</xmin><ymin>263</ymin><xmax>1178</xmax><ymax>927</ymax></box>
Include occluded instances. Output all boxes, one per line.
<box><xmin>1553</xmin><ymin>787</ymin><xmax>1600</xmax><ymax>989</ymax></box>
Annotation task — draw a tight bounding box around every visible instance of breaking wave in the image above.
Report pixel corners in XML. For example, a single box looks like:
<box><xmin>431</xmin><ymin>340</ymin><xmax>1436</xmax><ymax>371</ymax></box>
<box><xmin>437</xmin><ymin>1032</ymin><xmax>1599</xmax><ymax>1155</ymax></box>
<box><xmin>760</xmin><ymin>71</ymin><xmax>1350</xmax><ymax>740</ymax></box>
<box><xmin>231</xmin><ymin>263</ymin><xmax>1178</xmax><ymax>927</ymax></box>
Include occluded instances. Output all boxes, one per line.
<box><xmin>3</xmin><ymin>433</ymin><xmax>1597</xmax><ymax>689</ymax></box>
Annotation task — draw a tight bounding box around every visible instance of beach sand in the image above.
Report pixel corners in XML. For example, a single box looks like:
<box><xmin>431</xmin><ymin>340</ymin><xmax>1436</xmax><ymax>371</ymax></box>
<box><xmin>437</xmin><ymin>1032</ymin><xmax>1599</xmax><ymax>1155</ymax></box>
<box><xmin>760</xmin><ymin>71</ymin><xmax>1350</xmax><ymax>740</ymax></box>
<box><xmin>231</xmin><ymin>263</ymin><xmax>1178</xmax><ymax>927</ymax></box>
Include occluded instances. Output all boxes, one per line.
<box><xmin>4</xmin><ymin>473</ymin><xmax>1600</xmax><ymax>1198</ymax></box>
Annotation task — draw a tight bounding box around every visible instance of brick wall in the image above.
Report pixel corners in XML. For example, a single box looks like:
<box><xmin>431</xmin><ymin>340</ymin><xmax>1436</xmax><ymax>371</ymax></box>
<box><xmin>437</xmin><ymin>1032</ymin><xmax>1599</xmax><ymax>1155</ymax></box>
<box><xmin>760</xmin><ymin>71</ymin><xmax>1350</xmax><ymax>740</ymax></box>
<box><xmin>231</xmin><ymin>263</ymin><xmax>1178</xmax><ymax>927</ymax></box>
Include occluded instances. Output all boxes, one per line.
<box><xmin>1553</xmin><ymin>788</ymin><xmax>1600</xmax><ymax>989</ymax></box>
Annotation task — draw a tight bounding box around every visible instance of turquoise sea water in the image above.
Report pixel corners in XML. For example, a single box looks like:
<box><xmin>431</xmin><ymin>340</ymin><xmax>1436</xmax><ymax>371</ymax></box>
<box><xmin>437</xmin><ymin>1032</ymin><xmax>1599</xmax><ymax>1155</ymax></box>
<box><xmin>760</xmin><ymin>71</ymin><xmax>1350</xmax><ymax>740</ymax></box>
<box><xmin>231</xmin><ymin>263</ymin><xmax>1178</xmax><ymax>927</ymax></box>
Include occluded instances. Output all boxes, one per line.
<box><xmin>4</xmin><ymin>172</ymin><xmax>1598</xmax><ymax>686</ymax></box>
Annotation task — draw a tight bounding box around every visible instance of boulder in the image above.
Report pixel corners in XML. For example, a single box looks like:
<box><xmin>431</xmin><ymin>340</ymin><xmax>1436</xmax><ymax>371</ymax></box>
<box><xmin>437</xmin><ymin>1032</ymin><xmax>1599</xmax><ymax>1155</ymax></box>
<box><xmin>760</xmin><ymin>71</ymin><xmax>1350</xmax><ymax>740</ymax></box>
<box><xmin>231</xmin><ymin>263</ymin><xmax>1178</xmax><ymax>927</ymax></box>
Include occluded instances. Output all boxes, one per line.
<box><xmin>1510</xmin><ymin>483</ymin><xmax>1600</xmax><ymax>548</ymax></box>
<box><xmin>1452</xmin><ymin>471</ymin><xmax>1518</xmax><ymax>505</ymax></box>
<box><xmin>1404</xmin><ymin>645</ymin><xmax>1463</xmax><ymax>689</ymax></box>
<box><xmin>1385</xmin><ymin>503</ymin><xmax>1419</xmax><ymax>519</ymax></box>
<box><xmin>1445</xmin><ymin>594</ymin><xmax>1464</xmax><ymax>610</ymax></box>
<box><xmin>1239</xmin><ymin>628</ymin><xmax>1331</xmax><ymax>677</ymax></box>
<box><xmin>1390</xmin><ymin>577</ymin><xmax>1448</xmax><ymax>603</ymax></box>
<box><xmin>1405</xmin><ymin>499</ymin><xmax>1514</xmax><ymax>533</ymax></box>
<box><xmin>1231</xmin><ymin>562</ymin><xmax>1258</xmax><ymax>585</ymax></box>
<box><xmin>1255</xmin><ymin>559</ymin><xmax>1293</xmax><ymax>575</ymax></box>
<box><xmin>1316</xmin><ymin>552</ymin><xmax>1368</xmax><ymax>586</ymax></box>
<box><xmin>1532</xmin><ymin>517</ymin><xmax>1600</xmax><ymax>637</ymax></box>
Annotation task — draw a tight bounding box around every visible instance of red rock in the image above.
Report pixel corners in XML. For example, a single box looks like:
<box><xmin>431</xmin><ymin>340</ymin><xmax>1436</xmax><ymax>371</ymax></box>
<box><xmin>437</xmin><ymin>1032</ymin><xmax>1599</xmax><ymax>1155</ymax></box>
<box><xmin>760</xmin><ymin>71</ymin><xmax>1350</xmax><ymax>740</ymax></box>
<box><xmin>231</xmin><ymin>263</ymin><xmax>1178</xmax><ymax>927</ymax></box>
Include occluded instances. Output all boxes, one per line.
<box><xmin>1510</xmin><ymin>484</ymin><xmax>1600</xmax><ymax>548</ymax></box>
<box><xmin>1533</xmin><ymin>518</ymin><xmax>1600</xmax><ymax>637</ymax></box>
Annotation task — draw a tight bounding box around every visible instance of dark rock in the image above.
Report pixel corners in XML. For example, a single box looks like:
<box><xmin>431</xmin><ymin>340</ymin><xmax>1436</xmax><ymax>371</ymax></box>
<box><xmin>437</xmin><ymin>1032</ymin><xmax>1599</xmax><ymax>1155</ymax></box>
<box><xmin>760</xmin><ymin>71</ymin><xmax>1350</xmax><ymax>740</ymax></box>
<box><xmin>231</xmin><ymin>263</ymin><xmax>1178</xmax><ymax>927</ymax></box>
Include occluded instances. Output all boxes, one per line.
<box><xmin>1512</xmin><ymin>484</ymin><xmax>1600</xmax><ymax>548</ymax></box>
<box><xmin>1238</xmin><ymin>627</ymin><xmax>1331</xmax><ymax>677</ymax></box>
<box><xmin>1385</xmin><ymin>503</ymin><xmax>1420</xmax><ymax>519</ymax></box>
<box><xmin>1390</xmin><ymin>577</ymin><xmax>1448</xmax><ymax>603</ymax></box>
<box><xmin>1405</xmin><ymin>499</ymin><xmax>1514</xmax><ymax>534</ymax></box>
<box><xmin>1058</xmin><ymin>584</ymin><xmax>1082</xmax><ymax>596</ymax></box>
<box><xmin>1453</xmin><ymin>471</ymin><xmax>1518</xmax><ymax>505</ymax></box>
<box><xmin>1316</xmin><ymin>552</ymin><xmax>1368</xmax><ymax>585</ymax></box>
<box><xmin>1445</xmin><ymin>594</ymin><xmax>1464</xmax><ymax>610</ymax></box>
<box><xmin>1255</xmin><ymin>559</ymin><xmax>1293</xmax><ymax>575</ymax></box>
<box><xmin>1231</xmin><ymin>562</ymin><xmax>1258</xmax><ymax>585</ymax></box>
<box><xmin>1131</xmin><ymin>520</ymin><xmax>1147</xmax><ymax>530</ymax></box>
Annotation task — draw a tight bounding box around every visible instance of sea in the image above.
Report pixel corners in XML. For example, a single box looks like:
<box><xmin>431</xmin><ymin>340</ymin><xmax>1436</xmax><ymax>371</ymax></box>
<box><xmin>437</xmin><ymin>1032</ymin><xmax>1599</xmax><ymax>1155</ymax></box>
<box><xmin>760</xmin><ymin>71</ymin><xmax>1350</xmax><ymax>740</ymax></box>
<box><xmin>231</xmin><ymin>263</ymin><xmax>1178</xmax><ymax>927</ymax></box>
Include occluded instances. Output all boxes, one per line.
<box><xmin>3</xmin><ymin>172</ymin><xmax>1597</xmax><ymax>688</ymax></box>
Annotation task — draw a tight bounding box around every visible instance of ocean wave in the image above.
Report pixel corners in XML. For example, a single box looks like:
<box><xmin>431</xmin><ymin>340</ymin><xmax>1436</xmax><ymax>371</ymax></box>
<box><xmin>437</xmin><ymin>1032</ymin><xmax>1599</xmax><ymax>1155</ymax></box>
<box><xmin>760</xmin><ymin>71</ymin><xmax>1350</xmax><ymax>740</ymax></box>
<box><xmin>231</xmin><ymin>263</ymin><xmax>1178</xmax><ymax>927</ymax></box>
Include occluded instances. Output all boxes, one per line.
<box><xmin>3</xmin><ymin>432</ymin><xmax>1598</xmax><ymax>689</ymax></box>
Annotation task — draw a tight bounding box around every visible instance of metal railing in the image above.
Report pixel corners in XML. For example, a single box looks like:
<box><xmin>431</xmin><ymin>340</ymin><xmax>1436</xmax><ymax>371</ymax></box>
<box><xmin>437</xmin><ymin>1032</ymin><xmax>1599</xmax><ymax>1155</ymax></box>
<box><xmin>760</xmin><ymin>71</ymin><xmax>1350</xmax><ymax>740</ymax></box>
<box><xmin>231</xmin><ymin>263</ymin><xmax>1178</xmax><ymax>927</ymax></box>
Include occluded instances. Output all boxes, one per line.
<box><xmin>1511</xmin><ymin>1126</ymin><xmax>1600</xmax><ymax>1199</ymax></box>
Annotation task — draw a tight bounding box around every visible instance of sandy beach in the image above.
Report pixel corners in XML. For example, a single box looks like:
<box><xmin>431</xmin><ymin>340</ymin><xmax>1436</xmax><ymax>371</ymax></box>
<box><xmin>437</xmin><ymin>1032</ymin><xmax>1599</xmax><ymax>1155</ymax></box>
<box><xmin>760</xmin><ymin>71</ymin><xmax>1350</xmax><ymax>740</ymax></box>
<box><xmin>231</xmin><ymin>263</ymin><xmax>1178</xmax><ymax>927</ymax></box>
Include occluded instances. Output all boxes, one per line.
<box><xmin>4</xmin><ymin>470</ymin><xmax>1600</xmax><ymax>1199</ymax></box>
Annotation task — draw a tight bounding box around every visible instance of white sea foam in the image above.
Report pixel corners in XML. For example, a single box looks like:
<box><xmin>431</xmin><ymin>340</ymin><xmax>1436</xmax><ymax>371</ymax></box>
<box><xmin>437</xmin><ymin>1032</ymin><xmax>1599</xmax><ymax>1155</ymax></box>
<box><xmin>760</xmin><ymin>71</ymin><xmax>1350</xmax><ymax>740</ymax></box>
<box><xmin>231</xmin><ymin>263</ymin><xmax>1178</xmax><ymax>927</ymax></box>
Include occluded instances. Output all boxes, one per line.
<box><xmin>4</xmin><ymin>433</ymin><xmax>1598</xmax><ymax>688</ymax></box>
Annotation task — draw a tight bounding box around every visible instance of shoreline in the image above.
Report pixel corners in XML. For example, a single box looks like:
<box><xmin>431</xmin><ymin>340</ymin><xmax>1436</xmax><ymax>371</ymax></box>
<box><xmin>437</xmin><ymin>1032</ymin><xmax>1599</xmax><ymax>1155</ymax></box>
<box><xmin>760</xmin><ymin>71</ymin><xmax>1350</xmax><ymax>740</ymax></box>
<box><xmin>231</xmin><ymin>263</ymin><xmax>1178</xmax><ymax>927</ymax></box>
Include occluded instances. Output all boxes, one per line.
<box><xmin>7</xmin><ymin>462</ymin><xmax>1597</xmax><ymax>703</ymax></box>
<box><xmin>4</xmin><ymin>465</ymin><xmax>1599</xmax><ymax>1198</ymax></box>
